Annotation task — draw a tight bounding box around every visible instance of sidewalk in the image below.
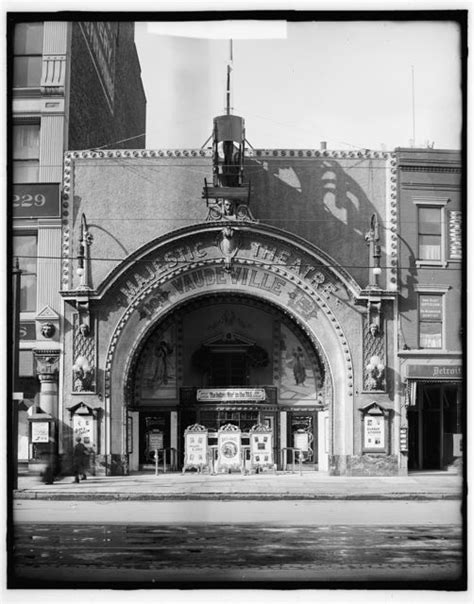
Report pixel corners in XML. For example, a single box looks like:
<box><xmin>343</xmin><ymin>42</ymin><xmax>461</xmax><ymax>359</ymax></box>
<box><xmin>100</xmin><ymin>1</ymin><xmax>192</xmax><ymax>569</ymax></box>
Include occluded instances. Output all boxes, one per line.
<box><xmin>13</xmin><ymin>469</ymin><xmax>464</xmax><ymax>501</ymax></box>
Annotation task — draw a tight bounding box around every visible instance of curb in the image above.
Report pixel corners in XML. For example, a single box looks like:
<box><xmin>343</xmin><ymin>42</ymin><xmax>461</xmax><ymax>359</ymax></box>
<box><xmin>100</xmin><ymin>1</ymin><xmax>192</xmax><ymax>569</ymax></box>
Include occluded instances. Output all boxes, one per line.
<box><xmin>13</xmin><ymin>491</ymin><xmax>462</xmax><ymax>502</ymax></box>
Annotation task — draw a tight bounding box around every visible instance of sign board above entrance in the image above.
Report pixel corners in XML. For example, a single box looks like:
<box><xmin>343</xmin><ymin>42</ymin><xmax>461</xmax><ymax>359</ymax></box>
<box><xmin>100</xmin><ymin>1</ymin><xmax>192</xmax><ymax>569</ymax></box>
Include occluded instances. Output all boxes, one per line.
<box><xmin>406</xmin><ymin>364</ymin><xmax>462</xmax><ymax>380</ymax></box>
<box><xmin>197</xmin><ymin>388</ymin><xmax>266</xmax><ymax>402</ymax></box>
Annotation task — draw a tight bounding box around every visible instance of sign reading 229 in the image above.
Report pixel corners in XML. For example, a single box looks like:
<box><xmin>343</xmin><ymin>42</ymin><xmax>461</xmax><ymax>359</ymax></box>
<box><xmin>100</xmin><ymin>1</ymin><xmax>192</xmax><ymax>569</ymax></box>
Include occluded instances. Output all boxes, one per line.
<box><xmin>12</xmin><ymin>184</ymin><xmax>60</xmax><ymax>218</ymax></box>
<box><xmin>13</xmin><ymin>193</ymin><xmax>46</xmax><ymax>208</ymax></box>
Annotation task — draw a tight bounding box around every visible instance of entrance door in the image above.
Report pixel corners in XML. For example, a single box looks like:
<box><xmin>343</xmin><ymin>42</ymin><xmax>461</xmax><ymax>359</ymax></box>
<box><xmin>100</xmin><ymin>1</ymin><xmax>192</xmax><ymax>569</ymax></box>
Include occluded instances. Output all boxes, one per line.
<box><xmin>287</xmin><ymin>412</ymin><xmax>318</xmax><ymax>467</ymax></box>
<box><xmin>408</xmin><ymin>383</ymin><xmax>462</xmax><ymax>470</ymax></box>
<box><xmin>139</xmin><ymin>412</ymin><xmax>170</xmax><ymax>466</ymax></box>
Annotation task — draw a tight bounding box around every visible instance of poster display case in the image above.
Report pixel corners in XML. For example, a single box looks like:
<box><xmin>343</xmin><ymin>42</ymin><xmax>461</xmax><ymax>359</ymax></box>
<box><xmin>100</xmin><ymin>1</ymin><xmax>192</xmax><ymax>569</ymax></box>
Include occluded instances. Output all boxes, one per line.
<box><xmin>216</xmin><ymin>423</ymin><xmax>242</xmax><ymax>473</ymax></box>
<box><xmin>182</xmin><ymin>424</ymin><xmax>209</xmax><ymax>473</ymax></box>
<box><xmin>361</xmin><ymin>402</ymin><xmax>389</xmax><ymax>453</ymax></box>
<box><xmin>249</xmin><ymin>423</ymin><xmax>275</xmax><ymax>471</ymax></box>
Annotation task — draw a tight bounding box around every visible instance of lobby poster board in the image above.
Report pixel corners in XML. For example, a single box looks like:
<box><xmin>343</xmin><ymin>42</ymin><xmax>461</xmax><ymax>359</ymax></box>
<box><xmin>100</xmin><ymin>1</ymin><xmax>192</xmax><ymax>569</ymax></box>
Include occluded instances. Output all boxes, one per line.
<box><xmin>182</xmin><ymin>424</ymin><xmax>208</xmax><ymax>473</ymax></box>
<box><xmin>250</xmin><ymin>424</ymin><xmax>274</xmax><ymax>469</ymax></box>
<box><xmin>216</xmin><ymin>424</ymin><xmax>242</xmax><ymax>473</ymax></box>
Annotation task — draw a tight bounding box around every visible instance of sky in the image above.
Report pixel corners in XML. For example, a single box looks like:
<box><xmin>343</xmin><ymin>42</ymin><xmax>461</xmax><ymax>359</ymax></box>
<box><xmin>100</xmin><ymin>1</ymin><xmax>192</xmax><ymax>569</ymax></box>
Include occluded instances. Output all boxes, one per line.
<box><xmin>134</xmin><ymin>19</ymin><xmax>463</xmax><ymax>152</ymax></box>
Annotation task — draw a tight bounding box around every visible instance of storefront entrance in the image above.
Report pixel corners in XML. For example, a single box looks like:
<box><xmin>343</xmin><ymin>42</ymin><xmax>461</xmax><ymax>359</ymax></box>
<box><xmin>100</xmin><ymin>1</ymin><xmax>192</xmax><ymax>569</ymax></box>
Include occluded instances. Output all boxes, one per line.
<box><xmin>408</xmin><ymin>382</ymin><xmax>462</xmax><ymax>471</ymax></box>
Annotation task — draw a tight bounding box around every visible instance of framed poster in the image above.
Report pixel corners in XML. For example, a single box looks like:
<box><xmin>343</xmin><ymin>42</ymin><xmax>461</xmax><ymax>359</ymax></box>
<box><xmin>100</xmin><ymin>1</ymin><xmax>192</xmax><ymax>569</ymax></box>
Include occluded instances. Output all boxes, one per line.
<box><xmin>182</xmin><ymin>424</ymin><xmax>209</xmax><ymax>473</ymax></box>
<box><xmin>361</xmin><ymin>403</ymin><xmax>389</xmax><ymax>453</ymax></box>
<box><xmin>147</xmin><ymin>429</ymin><xmax>164</xmax><ymax>452</ymax></box>
<box><xmin>364</xmin><ymin>415</ymin><xmax>385</xmax><ymax>450</ymax></box>
<box><xmin>250</xmin><ymin>426</ymin><xmax>274</xmax><ymax>469</ymax></box>
<box><xmin>31</xmin><ymin>421</ymin><xmax>49</xmax><ymax>443</ymax></box>
<box><xmin>183</xmin><ymin>432</ymin><xmax>208</xmax><ymax>468</ymax></box>
<box><xmin>73</xmin><ymin>414</ymin><xmax>95</xmax><ymax>447</ymax></box>
<box><xmin>216</xmin><ymin>424</ymin><xmax>242</xmax><ymax>473</ymax></box>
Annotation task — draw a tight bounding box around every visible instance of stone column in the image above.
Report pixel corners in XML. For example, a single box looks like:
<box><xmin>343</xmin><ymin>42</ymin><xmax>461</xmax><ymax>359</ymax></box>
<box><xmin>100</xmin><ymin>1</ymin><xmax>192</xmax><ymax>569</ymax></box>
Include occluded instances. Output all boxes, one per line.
<box><xmin>34</xmin><ymin>352</ymin><xmax>60</xmax><ymax>416</ymax></box>
<box><xmin>38</xmin><ymin>373</ymin><xmax>58</xmax><ymax>416</ymax></box>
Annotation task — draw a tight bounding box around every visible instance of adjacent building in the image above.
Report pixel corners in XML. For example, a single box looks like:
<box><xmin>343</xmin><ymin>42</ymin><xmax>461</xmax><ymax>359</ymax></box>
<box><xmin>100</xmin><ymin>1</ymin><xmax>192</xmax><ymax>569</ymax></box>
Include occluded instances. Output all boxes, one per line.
<box><xmin>396</xmin><ymin>148</ymin><xmax>463</xmax><ymax>472</ymax></box>
<box><xmin>10</xmin><ymin>18</ymin><xmax>146</xmax><ymax>464</ymax></box>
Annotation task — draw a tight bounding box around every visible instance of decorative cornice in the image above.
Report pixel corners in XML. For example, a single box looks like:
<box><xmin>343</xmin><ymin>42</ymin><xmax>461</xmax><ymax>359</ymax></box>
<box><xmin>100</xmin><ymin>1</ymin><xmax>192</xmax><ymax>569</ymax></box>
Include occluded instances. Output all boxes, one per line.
<box><xmin>386</xmin><ymin>154</ymin><xmax>399</xmax><ymax>291</ymax></box>
<box><xmin>253</xmin><ymin>149</ymin><xmax>392</xmax><ymax>160</ymax></box>
<box><xmin>64</xmin><ymin>147</ymin><xmax>392</xmax><ymax>163</ymax></box>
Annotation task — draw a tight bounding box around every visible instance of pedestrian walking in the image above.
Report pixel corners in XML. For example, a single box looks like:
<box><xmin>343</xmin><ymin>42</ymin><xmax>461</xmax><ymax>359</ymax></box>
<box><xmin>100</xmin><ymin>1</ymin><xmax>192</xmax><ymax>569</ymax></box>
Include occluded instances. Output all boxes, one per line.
<box><xmin>72</xmin><ymin>436</ymin><xmax>89</xmax><ymax>483</ymax></box>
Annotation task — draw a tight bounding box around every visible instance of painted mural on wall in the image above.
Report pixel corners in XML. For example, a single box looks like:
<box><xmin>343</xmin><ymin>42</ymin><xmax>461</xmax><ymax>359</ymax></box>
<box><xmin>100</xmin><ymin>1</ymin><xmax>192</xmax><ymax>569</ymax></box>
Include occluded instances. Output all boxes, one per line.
<box><xmin>138</xmin><ymin>326</ymin><xmax>176</xmax><ymax>399</ymax></box>
<box><xmin>279</xmin><ymin>324</ymin><xmax>317</xmax><ymax>401</ymax></box>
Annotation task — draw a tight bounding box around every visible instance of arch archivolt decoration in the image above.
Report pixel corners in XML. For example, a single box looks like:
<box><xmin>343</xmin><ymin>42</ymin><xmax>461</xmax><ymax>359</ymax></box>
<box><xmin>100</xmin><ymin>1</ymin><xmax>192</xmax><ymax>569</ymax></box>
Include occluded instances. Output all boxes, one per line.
<box><xmin>103</xmin><ymin>245</ymin><xmax>356</xmax><ymax>404</ymax></box>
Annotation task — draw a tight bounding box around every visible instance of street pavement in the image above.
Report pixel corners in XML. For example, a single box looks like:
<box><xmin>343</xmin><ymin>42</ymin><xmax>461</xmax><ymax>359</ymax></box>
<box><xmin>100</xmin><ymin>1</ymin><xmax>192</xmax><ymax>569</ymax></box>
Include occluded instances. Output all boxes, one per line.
<box><xmin>10</xmin><ymin>473</ymin><xmax>466</xmax><ymax>588</ymax></box>
<box><xmin>12</xmin><ymin>521</ymin><xmax>464</xmax><ymax>586</ymax></box>
<box><xmin>13</xmin><ymin>498</ymin><xmax>463</xmax><ymax>525</ymax></box>
<box><xmin>13</xmin><ymin>468</ymin><xmax>464</xmax><ymax>501</ymax></box>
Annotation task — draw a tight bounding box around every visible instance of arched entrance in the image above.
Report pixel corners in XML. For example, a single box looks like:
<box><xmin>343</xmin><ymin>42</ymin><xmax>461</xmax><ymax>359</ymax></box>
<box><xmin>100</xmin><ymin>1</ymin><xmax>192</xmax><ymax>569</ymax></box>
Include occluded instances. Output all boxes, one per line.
<box><xmin>97</xmin><ymin>224</ymin><xmax>361</xmax><ymax>475</ymax></box>
<box><xmin>125</xmin><ymin>293</ymin><xmax>332</xmax><ymax>471</ymax></box>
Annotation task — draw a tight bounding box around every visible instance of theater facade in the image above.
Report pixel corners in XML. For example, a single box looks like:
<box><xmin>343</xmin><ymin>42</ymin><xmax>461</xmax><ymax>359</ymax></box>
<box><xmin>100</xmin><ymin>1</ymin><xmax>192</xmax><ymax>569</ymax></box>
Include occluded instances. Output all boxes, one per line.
<box><xmin>46</xmin><ymin>126</ymin><xmax>410</xmax><ymax>478</ymax></box>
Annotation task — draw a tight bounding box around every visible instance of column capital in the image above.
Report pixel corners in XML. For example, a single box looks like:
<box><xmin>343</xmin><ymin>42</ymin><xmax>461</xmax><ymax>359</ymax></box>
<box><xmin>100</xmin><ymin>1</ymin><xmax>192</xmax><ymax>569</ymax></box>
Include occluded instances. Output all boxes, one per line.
<box><xmin>34</xmin><ymin>350</ymin><xmax>60</xmax><ymax>378</ymax></box>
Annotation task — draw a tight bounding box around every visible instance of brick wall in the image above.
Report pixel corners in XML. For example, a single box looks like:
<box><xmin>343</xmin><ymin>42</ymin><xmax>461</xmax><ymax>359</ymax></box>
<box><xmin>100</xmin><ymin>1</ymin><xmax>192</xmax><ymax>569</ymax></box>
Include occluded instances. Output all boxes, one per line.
<box><xmin>68</xmin><ymin>22</ymin><xmax>146</xmax><ymax>150</ymax></box>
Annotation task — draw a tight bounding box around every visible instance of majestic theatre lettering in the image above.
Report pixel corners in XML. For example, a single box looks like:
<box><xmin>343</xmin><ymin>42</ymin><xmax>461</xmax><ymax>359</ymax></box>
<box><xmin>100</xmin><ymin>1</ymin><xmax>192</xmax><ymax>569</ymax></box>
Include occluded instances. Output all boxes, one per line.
<box><xmin>117</xmin><ymin>235</ymin><xmax>339</xmax><ymax>315</ymax></box>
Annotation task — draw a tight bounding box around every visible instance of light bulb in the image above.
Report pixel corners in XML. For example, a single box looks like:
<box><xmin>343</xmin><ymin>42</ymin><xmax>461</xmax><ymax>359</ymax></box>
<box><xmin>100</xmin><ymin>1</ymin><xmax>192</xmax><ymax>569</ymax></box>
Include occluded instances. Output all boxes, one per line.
<box><xmin>77</xmin><ymin>267</ymin><xmax>84</xmax><ymax>277</ymax></box>
<box><xmin>373</xmin><ymin>266</ymin><xmax>382</xmax><ymax>276</ymax></box>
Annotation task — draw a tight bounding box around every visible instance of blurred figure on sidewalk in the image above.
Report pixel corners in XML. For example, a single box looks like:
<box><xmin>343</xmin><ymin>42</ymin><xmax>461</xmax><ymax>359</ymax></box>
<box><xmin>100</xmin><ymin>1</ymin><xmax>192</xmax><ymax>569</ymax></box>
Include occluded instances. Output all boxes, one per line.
<box><xmin>72</xmin><ymin>436</ymin><xmax>89</xmax><ymax>483</ymax></box>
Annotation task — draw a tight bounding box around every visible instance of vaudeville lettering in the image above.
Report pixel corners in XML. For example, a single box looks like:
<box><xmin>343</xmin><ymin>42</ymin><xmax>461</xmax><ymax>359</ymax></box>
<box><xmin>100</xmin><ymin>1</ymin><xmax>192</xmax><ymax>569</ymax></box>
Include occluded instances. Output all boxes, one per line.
<box><xmin>119</xmin><ymin>239</ymin><xmax>334</xmax><ymax>307</ymax></box>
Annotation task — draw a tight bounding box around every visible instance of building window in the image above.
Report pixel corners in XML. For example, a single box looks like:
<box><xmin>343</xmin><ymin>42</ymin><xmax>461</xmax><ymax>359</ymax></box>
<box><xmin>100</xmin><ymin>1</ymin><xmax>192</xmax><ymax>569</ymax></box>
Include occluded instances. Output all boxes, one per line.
<box><xmin>13</xmin><ymin>124</ymin><xmax>40</xmax><ymax>183</ymax></box>
<box><xmin>13</xmin><ymin>22</ymin><xmax>43</xmax><ymax>88</ymax></box>
<box><xmin>13</xmin><ymin>234</ymin><xmax>37</xmax><ymax>312</ymax></box>
<box><xmin>418</xmin><ymin>206</ymin><xmax>442</xmax><ymax>261</ymax></box>
<box><xmin>418</xmin><ymin>294</ymin><xmax>443</xmax><ymax>349</ymax></box>
<box><xmin>210</xmin><ymin>352</ymin><xmax>248</xmax><ymax>387</ymax></box>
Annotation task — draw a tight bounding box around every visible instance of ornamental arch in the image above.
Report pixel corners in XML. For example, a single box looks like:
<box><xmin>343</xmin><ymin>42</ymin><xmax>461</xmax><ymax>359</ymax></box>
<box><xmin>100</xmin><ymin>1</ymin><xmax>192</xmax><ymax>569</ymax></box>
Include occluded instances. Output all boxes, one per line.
<box><xmin>92</xmin><ymin>224</ymin><xmax>364</xmax><ymax>474</ymax></box>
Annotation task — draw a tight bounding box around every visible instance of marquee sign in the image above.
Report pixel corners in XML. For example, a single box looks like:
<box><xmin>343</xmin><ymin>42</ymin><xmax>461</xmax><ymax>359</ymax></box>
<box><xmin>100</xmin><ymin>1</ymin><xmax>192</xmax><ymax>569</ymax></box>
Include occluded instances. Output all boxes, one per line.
<box><xmin>197</xmin><ymin>388</ymin><xmax>266</xmax><ymax>402</ymax></box>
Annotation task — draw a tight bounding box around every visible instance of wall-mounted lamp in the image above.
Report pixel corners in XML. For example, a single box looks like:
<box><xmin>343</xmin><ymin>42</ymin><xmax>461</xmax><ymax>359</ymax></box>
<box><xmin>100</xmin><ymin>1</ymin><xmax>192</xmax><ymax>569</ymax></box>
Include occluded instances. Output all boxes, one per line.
<box><xmin>365</xmin><ymin>214</ymin><xmax>382</xmax><ymax>290</ymax></box>
<box><xmin>73</xmin><ymin>355</ymin><xmax>94</xmax><ymax>392</ymax></box>
<box><xmin>366</xmin><ymin>354</ymin><xmax>385</xmax><ymax>391</ymax></box>
<box><xmin>77</xmin><ymin>213</ymin><xmax>93</xmax><ymax>289</ymax></box>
